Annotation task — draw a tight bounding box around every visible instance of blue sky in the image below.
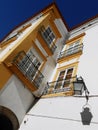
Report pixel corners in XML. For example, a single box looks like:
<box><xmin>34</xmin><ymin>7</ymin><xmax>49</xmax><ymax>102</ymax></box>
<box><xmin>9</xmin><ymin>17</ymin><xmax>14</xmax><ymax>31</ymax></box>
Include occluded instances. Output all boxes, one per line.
<box><xmin>0</xmin><ymin>0</ymin><xmax>98</xmax><ymax>41</ymax></box>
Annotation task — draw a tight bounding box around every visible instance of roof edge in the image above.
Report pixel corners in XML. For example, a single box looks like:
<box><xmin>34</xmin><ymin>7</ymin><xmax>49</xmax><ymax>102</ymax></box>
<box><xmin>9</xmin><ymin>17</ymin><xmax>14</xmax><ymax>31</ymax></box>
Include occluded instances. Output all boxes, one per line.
<box><xmin>0</xmin><ymin>2</ymin><xmax>69</xmax><ymax>43</ymax></box>
<box><xmin>69</xmin><ymin>14</ymin><xmax>98</xmax><ymax>31</ymax></box>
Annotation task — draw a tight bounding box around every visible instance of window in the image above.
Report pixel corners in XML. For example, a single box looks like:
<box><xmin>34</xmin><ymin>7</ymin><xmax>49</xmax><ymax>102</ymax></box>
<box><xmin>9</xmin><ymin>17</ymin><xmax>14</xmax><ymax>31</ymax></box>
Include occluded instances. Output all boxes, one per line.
<box><xmin>57</xmin><ymin>40</ymin><xmax>83</xmax><ymax>61</ymax></box>
<box><xmin>63</xmin><ymin>68</ymin><xmax>73</xmax><ymax>87</ymax></box>
<box><xmin>42</xmin><ymin>26</ymin><xmax>55</xmax><ymax>46</ymax></box>
<box><xmin>39</xmin><ymin>26</ymin><xmax>55</xmax><ymax>46</ymax></box>
<box><xmin>17</xmin><ymin>51</ymin><xmax>41</xmax><ymax>76</ymax></box>
<box><xmin>39</xmin><ymin>26</ymin><xmax>57</xmax><ymax>54</ymax></box>
<box><xmin>13</xmin><ymin>51</ymin><xmax>44</xmax><ymax>88</ymax></box>
<box><xmin>27</xmin><ymin>49</ymin><xmax>41</xmax><ymax>69</ymax></box>
<box><xmin>55</xmin><ymin>68</ymin><xmax>73</xmax><ymax>89</ymax></box>
<box><xmin>66</xmin><ymin>40</ymin><xmax>80</xmax><ymax>55</ymax></box>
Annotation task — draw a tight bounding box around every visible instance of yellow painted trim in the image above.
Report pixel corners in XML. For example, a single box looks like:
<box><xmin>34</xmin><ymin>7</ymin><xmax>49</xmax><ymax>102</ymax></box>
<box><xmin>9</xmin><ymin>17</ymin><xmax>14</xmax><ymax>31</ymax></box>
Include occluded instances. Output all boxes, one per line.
<box><xmin>52</xmin><ymin>68</ymin><xmax>58</xmax><ymax>81</ymax></box>
<box><xmin>53</xmin><ymin>61</ymin><xmax>79</xmax><ymax>81</ymax></box>
<box><xmin>44</xmin><ymin>62</ymin><xmax>79</xmax><ymax>97</ymax></box>
<box><xmin>42</xmin><ymin>91</ymin><xmax>74</xmax><ymax>98</ymax></box>
<box><xmin>52</xmin><ymin>61</ymin><xmax>79</xmax><ymax>85</ymax></box>
<box><xmin>36</xmin><ymin>14</ymin><xmax>60</xmax><ymax>56</ymax></box>
<box><xmin>66</xmin><ymin>33</ymin><xmax>86</xmax><ymax>44</ymax></box>
<box><xmin>32</xmin><ymin>41</ymin><xmax>47</xmax><ymax>61</ymax></box>
<box><xmin>4</xmin><ymin>46</ymin><xmax>46</xmax><ymax>92</ymax></box>
<box><xmin>42</xmin><ymin>4</ymin><xmax>61</xmax><ymax>19</ymax></box>
<box><xmin>57</xmin><ymin>61</ymin><xmax>79</xmax><ymax>71</ymax></box>
<box><xmin>0</xmin><ymin>14</ymin><xmax>51</xmax><ymax>62</ymax></box>
<box><xmin>57</xmin><ymin>36</ymin><xmax>84</xmax><ymax>63</ymax></box>
<box><xmin>9</xmin><ymin>63</ymin><xmax>37</xmax><ymax>92</ymax></box>
<box><xmin>49</xmin><ymin>17</ymin><xmax>61</xmax><ymax>38</ymax></box>
<box><xmin>37</xmin><ymin>33</ymin><xmax>52</xmax><ymax>56</ymax></box>
<box><xmin>39</xmin><ymin>61</ymin><xmax>46</xmax><ymax>72</ymax></box>
<box><xmin>57</xmin><ymin>52</ymin><xmax>82</xmax><ymax>63</ymax></box>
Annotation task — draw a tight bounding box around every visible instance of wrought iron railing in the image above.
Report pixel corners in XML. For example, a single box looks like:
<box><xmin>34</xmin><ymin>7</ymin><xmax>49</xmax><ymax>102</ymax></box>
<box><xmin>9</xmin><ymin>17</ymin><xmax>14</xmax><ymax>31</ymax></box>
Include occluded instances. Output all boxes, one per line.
<box><xmin>13</xmin><ymin>51</ymin><xmax>44</xmax><ymax>88</ymax></box>
<box><xmin>57</xmin><ymin>44</ymin><xmax>83</xmax><ymax>60</ymax></box>
<box><xmin>43</xmin><ymin>76</ymin><xmax>76</xmax><ymax>95</ymax></box>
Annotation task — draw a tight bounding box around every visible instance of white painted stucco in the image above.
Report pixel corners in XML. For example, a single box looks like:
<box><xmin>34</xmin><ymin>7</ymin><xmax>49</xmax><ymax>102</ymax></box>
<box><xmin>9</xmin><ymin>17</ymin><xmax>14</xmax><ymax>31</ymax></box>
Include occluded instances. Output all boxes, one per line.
<box><xmin>19</xmin><ymin>24</ymin><xmax>98</xmax><ymax>130</ymax></box>
<box><xmin>69</xmin><ymin>17</ymin><xmax>98</xmax><ymax>39</ymax></box>
<box><xmin>0</xmin><ymin>75</ymin><xmax>35</xmax><ymax>124</ymax></box>
<box><xmin>19</xmin><ymin>96</ymin><xmax>98</xmax><ymax>130</ymax></box>
<box><xmin>0</xmin><ymin>15</ymin><xmax>68</xmax><ymax>127</ymax></box>
<box><xmin>77</xmin><ymin>24</ymin><xmax>98</xmax><ymax>95</ymax></box>
<box><xmin>54</xmin><ymin>19</ymin><xmax>69</xmax><ymax>41</ymax></box>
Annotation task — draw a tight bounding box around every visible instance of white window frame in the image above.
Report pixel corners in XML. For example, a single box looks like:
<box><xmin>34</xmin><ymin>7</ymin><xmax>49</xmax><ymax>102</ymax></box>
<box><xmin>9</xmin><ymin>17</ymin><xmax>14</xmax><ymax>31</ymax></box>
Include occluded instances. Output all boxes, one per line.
<box><xmin>55</xmin><ymin>68</ymin><xmax>74</xmax><ymax>89</ymax></box>
<box><xmin>67</xmin><ymin>40</ymin><xmax>80</xmax><ymax>55</ymax></box>
<box><xmin>42</xmin><ymin>26</ymin><xmax>55</xmax><ymax>46</ymax></box>
<box><xmin>16</xmin><ymin>50</ymin><xmax>41</xmax><ymax>82</ymax></box>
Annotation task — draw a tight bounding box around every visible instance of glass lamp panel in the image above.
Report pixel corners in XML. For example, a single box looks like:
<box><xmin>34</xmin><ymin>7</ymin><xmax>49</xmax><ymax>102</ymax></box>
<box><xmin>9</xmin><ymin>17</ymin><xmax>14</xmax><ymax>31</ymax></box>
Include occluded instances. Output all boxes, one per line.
<box><xmin>74</xmin><ymin>82</ymin><xmax>84</xmax><ymax>95</ymax></box>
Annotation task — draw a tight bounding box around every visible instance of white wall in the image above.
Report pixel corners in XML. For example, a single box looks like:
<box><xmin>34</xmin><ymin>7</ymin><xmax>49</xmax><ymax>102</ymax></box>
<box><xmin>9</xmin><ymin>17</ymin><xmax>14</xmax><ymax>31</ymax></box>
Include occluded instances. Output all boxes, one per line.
<box><xmin>77</xmin><ymin>24</ymin><xmax>98</xmax><ymax>95</ymax></box>
<box><xmin>19</xmin><ymin>20</ymin><xmax>98</xmax><ymax>130</ymax></box>
<box><xmin>54</xmin><ymin>19</ymin><xmax>69</xmax><ymax>41</ymax></box>
<box><xmin>33</xmin><ymin>56</ymin><xmax>57</xmax><ymax>97</ymax></box>
<box><xmin>33</xmin><ymin>19</ymin><xmax>69</xmax><ymax>97</ymax></box>
<box><xmin>19</xmin><ymin>96</ymin><xmax>98</xmax><ymax>130</ymax></box>
<box><xmin>0</xmin><ymin>75</ymin><xmax>35</xmax><ymax>124</ymax></box>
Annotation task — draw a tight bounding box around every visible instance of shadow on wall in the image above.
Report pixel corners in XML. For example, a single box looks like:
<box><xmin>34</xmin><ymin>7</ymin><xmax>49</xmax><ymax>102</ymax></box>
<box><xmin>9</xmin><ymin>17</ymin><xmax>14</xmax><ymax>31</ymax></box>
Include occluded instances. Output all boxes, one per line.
<box><xmin>80</xmin><ymin>107</ymin><xmax>93</xmax><ymax>125</ymax></box>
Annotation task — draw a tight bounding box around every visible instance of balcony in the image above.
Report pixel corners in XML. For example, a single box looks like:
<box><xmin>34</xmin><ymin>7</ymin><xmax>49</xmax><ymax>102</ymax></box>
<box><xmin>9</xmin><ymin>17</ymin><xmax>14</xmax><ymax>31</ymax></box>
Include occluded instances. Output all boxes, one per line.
<box><xmin>23</xmin><ymin>63</ymin><xmax>44</xmax><ymax>88</ymax></box>
<box><xmin>57</xmin><ymin>44</ymin><xmax>83</xmax><ymax>61</ymax></box>
<box><xmin>43</xmin><ymin>77</ymin><xmax>76</xmax><ymax>96</ymax></box>
<box><xmin>13</xmin><ymin>51</ymin><xmax>44</xmax><ymax>89</ymax></box>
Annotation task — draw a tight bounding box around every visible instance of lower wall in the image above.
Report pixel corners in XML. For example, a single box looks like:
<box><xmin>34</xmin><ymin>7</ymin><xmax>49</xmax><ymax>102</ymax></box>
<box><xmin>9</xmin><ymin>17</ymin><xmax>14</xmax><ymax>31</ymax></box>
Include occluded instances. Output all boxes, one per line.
<box><xmin>0</xmin><ymin>75</ymin><xmax>35</xmax><ymax>124</ymax></box>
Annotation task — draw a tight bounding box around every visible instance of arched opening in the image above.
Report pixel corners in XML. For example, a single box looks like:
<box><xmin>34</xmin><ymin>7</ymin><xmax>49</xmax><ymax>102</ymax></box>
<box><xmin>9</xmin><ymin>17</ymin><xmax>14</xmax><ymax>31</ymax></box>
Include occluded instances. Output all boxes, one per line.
<box><xmin>0</xmin><ymin>106</ymin><xmax>19</xmax><ymax>130</ymax></box>
<box><xmin>0</xmin><ymin>114</ymin><xmax>13</xmax><ymax>130</ymax></box>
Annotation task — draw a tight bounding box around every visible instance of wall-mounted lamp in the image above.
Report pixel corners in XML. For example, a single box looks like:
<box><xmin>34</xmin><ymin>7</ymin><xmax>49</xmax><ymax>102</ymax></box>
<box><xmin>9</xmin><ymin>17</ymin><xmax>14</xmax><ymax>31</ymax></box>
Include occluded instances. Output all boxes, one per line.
<box><xmin>73</xmin><ymin>76</ymin><xmax>93</xmax><ymax>125</ymax></box>
<box><xmin>73</xmin><ymin>76</ymin><xmax>89</xmax><ymax>96</ymax></box>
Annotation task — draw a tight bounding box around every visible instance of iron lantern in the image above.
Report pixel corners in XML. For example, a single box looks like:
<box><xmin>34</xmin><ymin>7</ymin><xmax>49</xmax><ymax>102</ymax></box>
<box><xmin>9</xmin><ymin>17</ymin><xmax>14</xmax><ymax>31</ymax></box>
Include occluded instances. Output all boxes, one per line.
<box><xmin>73</xmin><ymin>76</ymin><xmax>88</xmax><ymax>95</ymax></box>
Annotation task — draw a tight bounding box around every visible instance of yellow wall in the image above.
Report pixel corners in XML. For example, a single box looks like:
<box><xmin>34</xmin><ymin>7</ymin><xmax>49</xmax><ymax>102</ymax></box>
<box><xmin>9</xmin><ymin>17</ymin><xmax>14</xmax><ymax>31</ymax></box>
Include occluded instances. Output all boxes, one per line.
<box><xmin>0</xmin><ymin>63</ymin><xmax>12</xmax><ymax>89</ymax></box>
<box><xmin>2</xmin><ymin>13</ymin><xmax>61</xmax><ymax>64</ymax></box>
<box><xmin>0</xmin><ymin>7</ymin><xmax>62</xmax><ymax>91</ymax></box>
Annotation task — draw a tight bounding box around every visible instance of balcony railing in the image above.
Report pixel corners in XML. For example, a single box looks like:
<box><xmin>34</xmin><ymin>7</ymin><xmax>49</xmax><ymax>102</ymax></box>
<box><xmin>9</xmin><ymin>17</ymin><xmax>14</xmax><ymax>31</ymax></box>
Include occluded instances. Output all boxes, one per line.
<box><xmin>57</xmin><ymin>44</ymin><xmax>83</xmax><ymax>60</ymax></box>
<box><xmin>13</xmin><ymin>51</ymin><xmax>44</xmax><ymax>88</ymax></box>
<box><xmin>43</xmin><ymin>77</ymin><xmax>76</xmax><ymax>95</ymax></box>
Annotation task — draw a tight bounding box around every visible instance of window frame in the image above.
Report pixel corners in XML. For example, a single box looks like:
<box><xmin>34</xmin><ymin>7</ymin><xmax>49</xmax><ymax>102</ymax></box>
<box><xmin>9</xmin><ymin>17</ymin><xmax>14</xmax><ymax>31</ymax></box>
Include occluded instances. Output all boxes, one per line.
<box><xmin>66</xmin><ymin>40</ymin><xmax>80</xmax><ymax>55</ymax></box>
<box><xmin>42</xmin><ymin>26</ymin><xmax>55</xmax><ymax>47</ymax></box>
<box><xmin>11</xmin><ymin>50</ymin><xmax>44</xmax><ymax>90</ymax></box>
<box><xmin>55</xmin><ymin>67</ymin><xmax>74</xmax><ymax>89</ymax></box>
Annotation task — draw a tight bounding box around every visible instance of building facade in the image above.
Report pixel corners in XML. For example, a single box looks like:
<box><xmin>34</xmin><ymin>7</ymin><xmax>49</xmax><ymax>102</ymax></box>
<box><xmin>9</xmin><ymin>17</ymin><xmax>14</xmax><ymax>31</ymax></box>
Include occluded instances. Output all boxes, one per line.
<box><xmin>0</xmin><ymin>3</ymin><xmax>68</xmax><ymax>129</ymax></box>
<box><xmin>0</xmin><ymin>3</ymin><xmax>98</xmax><ymax>130</ymax></box>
